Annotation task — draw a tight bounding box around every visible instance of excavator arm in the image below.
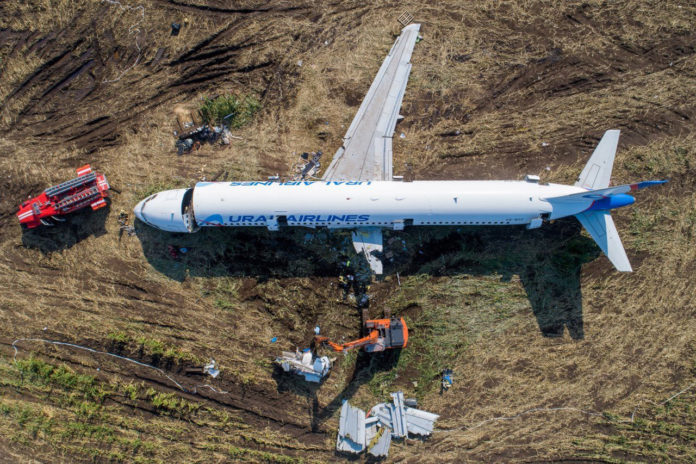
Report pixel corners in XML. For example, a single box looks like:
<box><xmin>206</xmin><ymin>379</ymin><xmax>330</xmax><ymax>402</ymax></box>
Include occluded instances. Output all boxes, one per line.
<box><xmin>315</xmin><ymin>330</ymin><xmax>379</xmax><ymax>352</ymax></box>
<box><xmin>314</xmin><ymin>318</ymin><xmax>408</xmax><ymax>353</ymax></box>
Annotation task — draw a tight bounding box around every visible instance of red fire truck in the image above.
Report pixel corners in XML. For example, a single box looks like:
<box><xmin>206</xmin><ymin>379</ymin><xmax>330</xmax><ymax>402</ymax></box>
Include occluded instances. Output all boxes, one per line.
<box><xmin>16</xmin><ymin>165</ymin><xmax>110</xmax><ymax>229</ymax></box>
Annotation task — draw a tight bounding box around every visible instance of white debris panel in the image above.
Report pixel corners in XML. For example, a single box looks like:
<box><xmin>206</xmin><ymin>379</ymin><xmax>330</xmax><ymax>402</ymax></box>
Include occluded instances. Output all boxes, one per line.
<box><xmin>274</xmin><ymin>349</ymin><xmax>331</xmax><ymax>383</ymax></box>
<box><xmin>337</xmin><ymin>391</ymin><xmax>438</xmax><ymax>457</ymax></box>
<box><xmin>367</xmin><ymin>425</ymin><xmax>391</xmax><ymax>458</ymax></box>
<box><xmin>370</xmin><ymin>391</ymin><xmax>439</xmax><ymax>437</ymax></box>
<box><xmin>403</xmin><ymin>406</ymin><xmax>440</xmax><ymax>436</ymax></box>
<box><xmin>337</xmin><ymin>401</ymin><xmax>366</xmax><ymax>453</ymax></box>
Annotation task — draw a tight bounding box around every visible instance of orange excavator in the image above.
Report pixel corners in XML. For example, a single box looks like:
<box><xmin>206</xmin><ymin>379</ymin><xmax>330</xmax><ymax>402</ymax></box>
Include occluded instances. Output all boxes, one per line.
<box><xmin>315</xmin><ymin>317</ymin><xmax>408</xmax><ymax>353</ymax></box>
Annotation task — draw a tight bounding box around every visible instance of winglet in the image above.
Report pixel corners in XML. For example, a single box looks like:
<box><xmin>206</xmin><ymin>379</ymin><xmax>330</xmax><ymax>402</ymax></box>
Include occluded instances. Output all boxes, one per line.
<box><xmin>575</xmin><ymin>130</ymin><xmax>620</xmax><ymax>190</ymax></box>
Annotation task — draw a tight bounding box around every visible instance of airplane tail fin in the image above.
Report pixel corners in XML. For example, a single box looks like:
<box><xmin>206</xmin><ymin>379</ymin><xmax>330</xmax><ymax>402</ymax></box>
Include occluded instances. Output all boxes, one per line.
<box><xmin>575</xmin><ymin>129</ymin><xmax>620</xmax><ymax>189</ymax></box>
<box><xmin>568</xmin><ymin>179</ymin><xmax>666</xmax><ymax>272</ymax></box>
<box><xmin>576</xmin><ymin>128</ymin><xmax>628</xmax><ymax>268</ymax></box>
<box><xmin>564</xmin><ymin>130</ymin><xmax>668</xmax><ymax>272</ymax></box>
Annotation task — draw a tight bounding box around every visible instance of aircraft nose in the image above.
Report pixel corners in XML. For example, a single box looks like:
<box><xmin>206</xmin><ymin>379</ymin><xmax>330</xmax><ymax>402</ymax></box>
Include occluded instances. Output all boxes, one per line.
<box><xmin>131</xmin><ymin>189</ymin><xmax>192</xmax><ymax>232</ymax></box>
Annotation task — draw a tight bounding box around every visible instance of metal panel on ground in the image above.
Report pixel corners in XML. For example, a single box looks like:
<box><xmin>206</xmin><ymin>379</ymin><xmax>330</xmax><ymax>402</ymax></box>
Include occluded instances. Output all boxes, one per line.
<box><xmin>336</xmin><ymin>391</ymin><xmax>438</xmax><ymax>457</ymax></box>
<box><xmin>336</xmin><ymin>401</ymin><xmax>366</xmax><ymax>453</ymax></box>
<box><xmin>390</xmin><ymin>391</ymin><xmax>408</xmax><ymax>437</ymax></box>
<box><xmin>405</xmin><ymin>408</ymin><xmax>440</xmax><ymax>436</ymax></box>
<box><xmin>368</xmin><ymin>427</ymin><xmax>392</xmax><ymax>457</ymax></box>
<box><xmin>365</xmin><ymin>416</ymin><xmax>380</xmax><ymax>446</ymax></box>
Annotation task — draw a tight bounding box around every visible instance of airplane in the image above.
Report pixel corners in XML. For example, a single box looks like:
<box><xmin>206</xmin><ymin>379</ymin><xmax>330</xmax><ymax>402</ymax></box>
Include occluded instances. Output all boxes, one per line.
<box><xmin>134</xmin><ymin>23</ymin><xmax>666</xmax><ymax>274</ymax></box>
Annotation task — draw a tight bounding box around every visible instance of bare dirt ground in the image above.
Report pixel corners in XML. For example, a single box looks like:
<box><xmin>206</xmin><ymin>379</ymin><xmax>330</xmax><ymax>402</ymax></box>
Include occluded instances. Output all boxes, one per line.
<box><xmin>1</xmin><ymin>1</ymin><xmax>695</xmax><ymax>463</ymax></box>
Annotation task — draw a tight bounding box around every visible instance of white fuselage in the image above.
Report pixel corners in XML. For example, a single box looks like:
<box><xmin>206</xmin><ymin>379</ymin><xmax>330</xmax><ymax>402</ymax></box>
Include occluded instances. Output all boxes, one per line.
<box><xmin>188</xmin><ymin>180</ymin><xmax>588</xmax><ymax>231</ymax></box>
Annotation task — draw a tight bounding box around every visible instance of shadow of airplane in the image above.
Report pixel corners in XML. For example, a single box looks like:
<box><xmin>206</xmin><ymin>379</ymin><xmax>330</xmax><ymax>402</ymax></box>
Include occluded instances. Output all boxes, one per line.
<box><xmin>137</xmin><ymin>217</ymin><xmax>598</xmax><ymax>340</ymax></box>
<box><xmin>134</xmin><ymin>219</ymin><xmax>354</xmax><ymax>281</ymax></box>
<box><xmin>387</xmin><ymin>218</ymin><xmax>599</xmax><ymax>340</ymax></box>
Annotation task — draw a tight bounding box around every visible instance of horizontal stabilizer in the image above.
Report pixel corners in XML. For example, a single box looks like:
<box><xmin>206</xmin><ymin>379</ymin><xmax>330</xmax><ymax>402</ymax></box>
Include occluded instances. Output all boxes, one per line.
<box><xmin>545</xmin><ymin>180</ymin><xmax>667</xmax><ymax>203</ymax></box>
<box><xmin>575</xmin><ymin>211</ymin><xmax>632</xmax><ymax>272</ymax></box>
<box><xmin>575</xmin><ymin>130</ymin><xmax>620</xmax><ymax>189</ymax></box>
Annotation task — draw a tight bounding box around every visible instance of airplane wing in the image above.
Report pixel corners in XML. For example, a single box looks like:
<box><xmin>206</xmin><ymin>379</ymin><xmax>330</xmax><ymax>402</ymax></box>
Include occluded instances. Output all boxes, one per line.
<box><xmin>322</xmin><ymin>23</ymin><xmax>421</xmax><ymax>182</ymax></box>
<box><xmin>321</xmin><ymin>24</ymin><xmax>420</xmax><ymax>275</ymax></box>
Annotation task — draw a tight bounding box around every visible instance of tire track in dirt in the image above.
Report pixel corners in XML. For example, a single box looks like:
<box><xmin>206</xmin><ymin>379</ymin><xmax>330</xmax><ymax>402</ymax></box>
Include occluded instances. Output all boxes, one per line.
<box><xmin>0</xmin><ymin>1</ymin><xmax>320</xmax><ymax>154</ymax></box>
<box><xmin>484</xmin><ymin>32</ymin><xmax>695</xmax><ymax>113</ymax></box>
<box><xmin>0</xmin><ymin>339</ymin><xmax>330</xmax><ymax>448</ymax></box>
<box><xmin>0</xmin><ymin>0</ymin><xmax>372</xmax><ymax>157</ymax></box>
<box><xmin>157</xmin><ymin>0</ymin><xmax>300</xmax><ymax>16</ymax></box>
<box><xmin>0</xmin><ymin>383</ymin><xmax>325</xmax><ymax>459</ymax></box>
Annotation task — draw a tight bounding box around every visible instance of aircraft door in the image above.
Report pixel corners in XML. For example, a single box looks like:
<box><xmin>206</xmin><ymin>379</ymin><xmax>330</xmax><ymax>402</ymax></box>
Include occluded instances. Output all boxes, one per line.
<box><xmin>268</xmin><ymin>214</ymin><xmax>287</xmax><ymax>231</ymax></box>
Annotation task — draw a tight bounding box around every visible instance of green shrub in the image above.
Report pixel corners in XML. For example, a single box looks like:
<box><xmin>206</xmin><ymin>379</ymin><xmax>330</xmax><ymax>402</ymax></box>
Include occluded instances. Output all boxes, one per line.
<box><xmin>199</xmin><ymin>94</ymin><xmax>260</xmax><ymax>128</ymax></box>
<box><xmin>107</xmin><ymin>331</ymin><xmax>130</xmax><ymax>344</ymax></box>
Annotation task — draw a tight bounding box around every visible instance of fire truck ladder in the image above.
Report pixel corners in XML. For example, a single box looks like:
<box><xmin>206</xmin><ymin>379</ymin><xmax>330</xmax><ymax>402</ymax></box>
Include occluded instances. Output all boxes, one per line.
<box><xmin>55</xmin><ymin>186</ymin><xmax>100</xmax><ymax>211</ymax></box>
<box><xmin>45</xmin><ymin>172</ymin><xmax>97</xmax><ymax>198</ymax></box>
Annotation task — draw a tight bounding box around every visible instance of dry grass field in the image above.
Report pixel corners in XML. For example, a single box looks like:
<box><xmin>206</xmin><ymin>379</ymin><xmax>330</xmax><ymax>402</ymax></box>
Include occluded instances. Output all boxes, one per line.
<box><xmin>1</xmin><ymin>0</ymin><xmax>695</xmax><ymax>462</ymax></box>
